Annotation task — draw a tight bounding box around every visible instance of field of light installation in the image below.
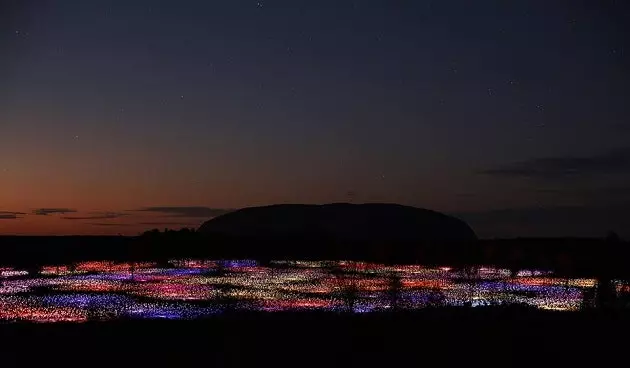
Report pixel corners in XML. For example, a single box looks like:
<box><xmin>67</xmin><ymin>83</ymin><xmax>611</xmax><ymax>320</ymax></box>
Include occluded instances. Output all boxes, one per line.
<box><xmin>0</xmin><ymin>260</ymin><xmax>622</xmax><ymax>322</ymax></box>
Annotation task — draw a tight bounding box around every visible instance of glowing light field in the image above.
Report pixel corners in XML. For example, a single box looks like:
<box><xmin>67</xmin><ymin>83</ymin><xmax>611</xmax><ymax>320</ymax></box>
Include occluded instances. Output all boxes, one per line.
<box><xmin>0</xmin><ymin>260</ymin><xmax>615</xmax><ymax>322</ymax></box>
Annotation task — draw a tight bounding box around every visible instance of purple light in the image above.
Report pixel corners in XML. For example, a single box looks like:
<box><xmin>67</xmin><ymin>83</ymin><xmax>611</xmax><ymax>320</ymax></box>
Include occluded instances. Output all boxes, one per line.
<box><xmin>218</xmin><ymin>260</ymin><xmax>258</xmax><ymax>268</ymax></box>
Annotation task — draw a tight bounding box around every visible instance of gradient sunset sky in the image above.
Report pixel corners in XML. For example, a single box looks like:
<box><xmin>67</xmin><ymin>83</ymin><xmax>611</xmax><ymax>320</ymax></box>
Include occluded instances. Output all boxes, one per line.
<box><xmin>2</xmin><ymin>0</ymin><xmax>629</xmax><ymax>237</ymax></box>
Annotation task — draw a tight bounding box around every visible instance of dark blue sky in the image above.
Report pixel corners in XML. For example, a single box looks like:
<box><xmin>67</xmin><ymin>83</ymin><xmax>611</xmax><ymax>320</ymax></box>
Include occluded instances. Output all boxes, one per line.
<box><xmin>1</xmin><ymin>0</ymin><xmax>629</xmax><ymax>236</ymax></box>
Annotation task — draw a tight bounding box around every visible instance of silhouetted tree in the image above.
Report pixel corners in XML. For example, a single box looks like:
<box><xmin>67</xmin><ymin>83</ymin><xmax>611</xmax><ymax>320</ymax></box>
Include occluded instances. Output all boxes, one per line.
<box><xmin>26</xmin><ymin>264</ymin><xmax>42</xmax><ymax>277</ymax></box>
<box><xmin>327</xmin><ymin>262</ymin><xmax>360</xmax><ymax>312</ymax></box>
<box><xmin>581</xmin><ymin>287</ymin><xmax>597</xmax><ymax>310</ymax></box>
<box><xmin>427</xmin><ymin>288</ymin><xmax>445</xmax><ymax>308</ymax></box>
<box><xmin>596</xmin><ymin>279</ymin><xmax>616</xmax><ymax>310</ymax></box>
<box><xmin>593</xmin><ymin>231</ymin><xmax>624</xmax><ymax>309</ymax></box>
<box><xmin>67</xmin><ymin>262</ymin><xmax>77</xmax><ymax>274</ymax></box>
<box><xmin>341</xmin><ymin>281</ymin><xmax>359</xmax><ymax>313</ymax></box>
<box><xmin>215</xmin><ymin>282</ymin><xmax>237</xmax><ymax>313</ymax></box>
<box><xmin>606</xmin><ymin>231</ymin><xmax>621</xmax><ymax>243</ymax></box>
<box><xmin>325</xmin><ymin>261</ymin><xmax>345</xmax><ymax>293</ymax></box>
<box><xmin>142</xmin><ymin>228</ymin><xmax>160</xmax><ymax>237</ymax></box>
<box><xmin>387</xmin><ymin>273</ymin><xmax>403</xmax><ymax>311</ymax></box>
<box><xmin>213</xmin><ymin>261</ymin><xmax>227</xmax><ymax>277</ymax></box>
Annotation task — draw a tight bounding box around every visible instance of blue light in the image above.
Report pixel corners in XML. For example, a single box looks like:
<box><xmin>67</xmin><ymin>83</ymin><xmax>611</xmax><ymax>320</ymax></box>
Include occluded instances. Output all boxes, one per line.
<box><xmin>218</xmin><ymin>260</ymin><xmax>258</xmax><ymax>268</ymax></box>
<box><xmin>41</xmin><ymin>294</ymin><xmax>130</xmax><ymax>309</ymax></box>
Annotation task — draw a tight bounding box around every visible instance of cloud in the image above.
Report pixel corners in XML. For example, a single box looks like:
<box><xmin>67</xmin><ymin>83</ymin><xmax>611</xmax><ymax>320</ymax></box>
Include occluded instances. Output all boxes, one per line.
<box><xmin>32</xmin><ymin>208</ymin><xmax>77</xmax><ymax>216</ymax></box>
<box><xmin>138</xmin><ymin>222</ymin><xmax>199</xmax><ymax>226</ymax></box>
<box><xmin>62</xmin><ymin>212</ymin><xmax>128</xmax><ymax>220</ymax></box>
<box><xmin>88</xmin><ymin>223</ymin><xmax>133</xmax><ymax>227</ymax></box>
<box><xmin>132</xmin><ymin>206</ymin><xmax>233</xmax><ymax>218</ymax></box>
<box><xmin>532</xmin><ymin>185</ymin><xmax>630</xmax><ymax>201</ymax></box>
<box><xmin>0</xmin><ymin>211</ymin><xmax>26</xmax><ymax>220</ymax></box>
<box><xmin>479</xmin><ymin>147</ymin><xmax>630</xmax><ymax>179</ymax></box>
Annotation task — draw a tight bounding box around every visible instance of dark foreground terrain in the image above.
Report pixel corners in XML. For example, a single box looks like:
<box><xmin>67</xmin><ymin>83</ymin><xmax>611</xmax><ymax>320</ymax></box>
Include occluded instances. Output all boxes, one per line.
<box><xmin>2</xmin><ymin>234</ymin><xmax>630</xmax><ymax>279</ymax></box>
<box><xmin>1</xmin><ymin>308</ymin><xmax>628</xmax><ymax>368</ymax></box>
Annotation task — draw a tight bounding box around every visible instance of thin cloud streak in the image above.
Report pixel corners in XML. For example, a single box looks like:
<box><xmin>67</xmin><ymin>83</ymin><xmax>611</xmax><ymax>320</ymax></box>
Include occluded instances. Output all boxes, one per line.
<box><xmin>132</xmin><ymin>206</ymin><xmax>233</xmax><ymax>218</ymax></box>
<box><xmin>33</xmin><ymin>208</ymin><xmax>77</xmax><ymax>216</ymax></box>
<box><xmin>138</xmin><ymin>222</ymin><xmax>199</xmax><ymax>226</ymax></box>
<box><xmin>479</xmin><ymin>147</ymin><xmax>630</xmax><ymax>179</ymax></box>
<box><xmin>62</xmin><ymin>212</ymin><xmax>128</xmax><ymax>220</ymax></box>
<box><xmin>0</xmin><ymin>211</ymin><xmax>26</xmax><ymax>220</ymax></box>
<box><xmin>88</xmin><ymin>223</ymin><xmax>134</xmax><ymax>227</ymax></box>
<box><xmin>0</xmin><ymin>215</ymin><xmax>20</xmax><ymax>220</ymax></box>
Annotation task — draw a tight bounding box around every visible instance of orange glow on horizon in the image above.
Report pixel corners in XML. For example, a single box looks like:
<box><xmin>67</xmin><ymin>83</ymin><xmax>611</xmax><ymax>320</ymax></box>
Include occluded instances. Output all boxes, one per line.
<box><xmin>0</xmin><ymin>210</ymin><xmax>203</xmax><ymax>235</ymax></box>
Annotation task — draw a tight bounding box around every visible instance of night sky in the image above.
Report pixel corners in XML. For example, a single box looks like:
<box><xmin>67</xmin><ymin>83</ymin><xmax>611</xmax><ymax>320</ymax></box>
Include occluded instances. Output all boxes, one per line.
<box><xmin>2</xmin><ymin>0</ymin><xmax>629</xmax><ymax>237</ymax></box>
